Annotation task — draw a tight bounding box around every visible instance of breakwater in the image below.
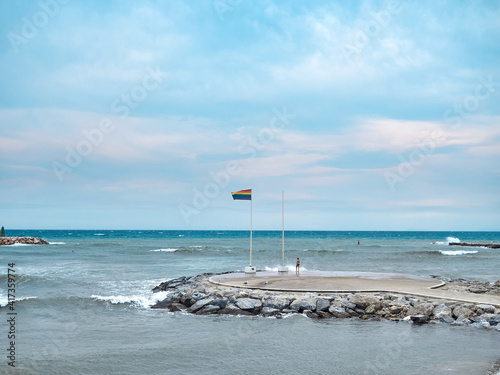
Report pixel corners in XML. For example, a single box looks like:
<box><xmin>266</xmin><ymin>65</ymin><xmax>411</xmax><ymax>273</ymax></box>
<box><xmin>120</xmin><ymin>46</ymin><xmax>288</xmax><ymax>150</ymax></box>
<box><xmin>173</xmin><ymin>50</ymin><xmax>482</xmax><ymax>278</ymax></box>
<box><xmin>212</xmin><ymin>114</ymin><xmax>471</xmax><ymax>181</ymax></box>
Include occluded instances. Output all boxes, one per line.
<box><xmin>152</xmin><ymin>273</ymin><xmax>500</xmax><ymax>330</ymax></box>
<box><xmin>0</xmin><ymin>237</ymin><xmax>49</xmax><ymax>246</ymax></box>
<box><xmin>449</xmin><ymin>242</ymin><xmax>500</xmax><ymax>249</ymax></box>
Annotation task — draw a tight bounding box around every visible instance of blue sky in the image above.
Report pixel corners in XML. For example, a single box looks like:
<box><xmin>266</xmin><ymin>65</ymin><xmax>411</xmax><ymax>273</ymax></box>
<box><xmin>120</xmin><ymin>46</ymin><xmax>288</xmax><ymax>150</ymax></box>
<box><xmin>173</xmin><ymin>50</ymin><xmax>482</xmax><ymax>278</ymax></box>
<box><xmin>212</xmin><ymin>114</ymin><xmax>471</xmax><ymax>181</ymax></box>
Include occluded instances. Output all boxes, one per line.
<box><xmin>1</xmin><ymin>0</ymin><xmax>499</xmax><ymax>230</ymax></box>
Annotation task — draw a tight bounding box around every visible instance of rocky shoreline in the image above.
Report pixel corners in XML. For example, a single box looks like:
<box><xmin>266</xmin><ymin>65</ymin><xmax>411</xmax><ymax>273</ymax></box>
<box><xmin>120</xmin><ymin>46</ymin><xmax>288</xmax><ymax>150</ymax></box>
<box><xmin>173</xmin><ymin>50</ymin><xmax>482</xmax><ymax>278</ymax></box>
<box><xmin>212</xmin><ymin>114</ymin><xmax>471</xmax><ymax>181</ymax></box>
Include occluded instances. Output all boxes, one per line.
<box><xmin>151</xmin><ymin>272</ymin><xmax>500</xmax><ymax>330</ymax></box>
<box><xmin>0</xmin><ymin>237</ymin><xmax>49</xmax><ymax>246</ymax></box>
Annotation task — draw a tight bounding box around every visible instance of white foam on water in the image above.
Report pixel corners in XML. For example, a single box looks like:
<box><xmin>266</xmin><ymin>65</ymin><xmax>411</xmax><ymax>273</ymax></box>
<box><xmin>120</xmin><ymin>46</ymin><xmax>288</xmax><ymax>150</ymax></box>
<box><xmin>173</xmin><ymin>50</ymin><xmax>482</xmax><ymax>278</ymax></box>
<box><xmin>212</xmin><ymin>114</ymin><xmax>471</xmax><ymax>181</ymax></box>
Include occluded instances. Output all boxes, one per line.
<box><xmin>94</xmin><ymin>233</ymin><xmax>105</xmax><ymax>236</ymax></box>
<box><xmin>49</xmin><ymin>242</ymin><xmax>66</xmax><ymax>245</ymax></box>
<box><xmin>150</xmin><ymin>248</ymin><xmax>178</xmax><ymax>252</ymax></box>
<box><xmin>6</xmin><ymin>243</ymin><xmax>33</xmax><ymax>247</ymax></box>
<box><xmin>440</xmin><ymin>250</ymin><xmax>478</xmax><ymax>256</ymax></box>
<box><xmin>91</xmin><ymin>291</ymin><xmax>169</xmax><ymax>309</ymax></box>
<box><xmin>434</xmin><ymin>237</ymin><xmax>461</xmax><ymax>245</ymax></box>
<box><xmin>0</xmin><ymin>296</ymin><xmax>38</xmax><ymax>307</ymax></box>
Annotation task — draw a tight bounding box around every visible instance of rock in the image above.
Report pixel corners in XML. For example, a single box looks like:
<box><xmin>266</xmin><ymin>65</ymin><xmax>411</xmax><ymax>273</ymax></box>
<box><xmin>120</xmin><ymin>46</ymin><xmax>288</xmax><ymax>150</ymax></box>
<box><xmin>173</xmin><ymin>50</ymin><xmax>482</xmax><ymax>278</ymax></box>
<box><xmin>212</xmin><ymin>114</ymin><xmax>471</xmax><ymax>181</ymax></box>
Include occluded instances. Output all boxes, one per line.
<box><xmin>187</xmin><ymin>297</ymin><xmax>214</xmax><ymax>313</ymax></box>
<box><xmin>197</xmin><ymin>304</ymin><xmax>221</xmax><ymax>315</ymax></box>
<box><xmin>212</xmin><ymin>298</ymin><xmax>228</xmax><ymax>309</ymax></box>
<box><xmin>262</xmin><ymin>297</ymin><xmax>292</xmax><ymax>310</ymax></box>
<box><xmin>0</xmin><ymin>236</ymin><xmax>49</xmax><ymax>246</ymax></box>
<box><xmin>235</xmin><ymin>298</ymin><xmax>262</xmax><ymax>312</ymax></box>
<box><xmin>433</xmin><ymin>304</ymin><xmax>452</xmax><ymax>318</ymax></box>
<box><xmin>476</xmin><ymin>304</ymin><xmax>495</xmax><ymax>314</ymax></box>
<box><xmin>365</xmin><ymin>303</ymin><xmax>384</xmax><ymax>314</ymax></box>
<box><xmin>151</xmin><ymin>298</ymin><xmax>174</xmax><ymax>309</ymax></box>
<box><xmin>290</xmin><ymin>297</ymin><xmax>317</xmax><ymax>313</ymax></box>
<box><xmin>481</xmin><ymin>314</ymin><xmax>500</xmax><ymax>326</ymax></box>
<box><xmin>349</xmin><ymin>294</ymin><xmax>380</xmax><ymax>310</ymax></box>
<box><xmin>261</xmin><ymin>307</ymin><xmax>279</xmax><ymax>317</ymax></box>
<box><xmin>411</xmin><ymin>302</ymin><xmax>434</xmax><ymax>316</ymax></box>
<box><xmin>169</xmin><ymin>303</ymin><xmax>186</xmax><ymax>312</ymax></box>
<box><xmin>316</xmin><ymin>311</ymin><xmax>332</xmax><ymax>319</ymax></box>
<box><xmin>395</xmin><ymin>296</ymin><xmax>408</xmax><ymax>304</ymax></box>
<box><xmin>439</xmin><ymin>315</ymin><xmax>455</xmax><ymax>324</ymax></box>
<box><xmin>452</xmin><ymin>317</ymin><xmax>472</xmax><ymax>326</ymax></box>
<box><xmin>388</xmin><ymin>303</ymin><xmax>407</xmax><ymax>315</ymax></box>
<box><xmin>410</xmin><ymin>315</ymin><xmax>429</xmax><ymax>324</ymax></box>
<box><xmin>304</xmin><ymin>310</ymin><xmax>318</xmax><ymax>319</ymax></box>
<box><xmin>217</xmin><ymin>303</ymin><xmax>242</xmax><ymax>315</ymax></box>
<box><xmin>452</xmin><ymin>305</ymin><xmax>474</xmax><ymax>319</ymax></box>
<box><xmin>328</xmin><ymin>305</ymin><xmax>351</xmax><ymax>318</ymax></box>
<box><xmin>316</xmin><ymin>298</ymin><xmax>331</xmax><ymax>312</ymax></box>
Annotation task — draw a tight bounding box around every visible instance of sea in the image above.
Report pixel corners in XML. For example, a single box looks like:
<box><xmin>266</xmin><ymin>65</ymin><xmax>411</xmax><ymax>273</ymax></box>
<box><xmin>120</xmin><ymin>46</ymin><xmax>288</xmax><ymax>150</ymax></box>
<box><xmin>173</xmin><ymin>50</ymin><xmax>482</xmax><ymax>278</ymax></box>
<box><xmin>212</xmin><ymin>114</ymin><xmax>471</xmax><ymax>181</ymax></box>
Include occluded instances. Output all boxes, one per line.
<box><xmin>1</xmin><ymin>230</ymin><xmax>499</xmax><ymax>375</ymax></box>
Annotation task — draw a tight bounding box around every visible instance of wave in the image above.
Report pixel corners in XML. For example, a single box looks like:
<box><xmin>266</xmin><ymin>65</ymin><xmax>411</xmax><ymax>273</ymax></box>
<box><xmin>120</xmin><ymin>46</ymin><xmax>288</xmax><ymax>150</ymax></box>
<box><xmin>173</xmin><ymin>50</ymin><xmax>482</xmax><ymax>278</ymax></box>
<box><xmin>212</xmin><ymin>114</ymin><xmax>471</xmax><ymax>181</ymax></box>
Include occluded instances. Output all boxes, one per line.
<box><xmin>49</xmin><ymin>242</ymin><xmax>66</xmax><ymax>245</ymax></box>
<box><xmin>150</xmin><ymin>246</ymin><xmax>205</xmax><ymax>253</ymax></box>
<box><xmin>91</xmin><ymin>291</ymin><xmax>169</xmax><ymax>309</ymax></box>
<box><xmin>433</xmin><ymin>237</ymin><xmax>461</xmax><ymax>245</ymax></box>
<box><xmin>0</xmin><ymin>296</ymin><xmax>38</xmax><ymax>308</ymax></box>
<box><xmin>4</xmin><ymin>243</ymin><xmax>33</xmax><ymax>247</ymax></box>
<box><xmin>440</xmin><ymin>250</ymin><xmax>478</xmax><ymax>256</ymax></box>
<box><xmin>94</xmin><ymin>233</ymin><xmax>105</xmax><ymax>236</ymax></box>
<box><xmin>150</xmin><ymin>248</ymin><xmax>179</xmax><ymax>252</ymax></box>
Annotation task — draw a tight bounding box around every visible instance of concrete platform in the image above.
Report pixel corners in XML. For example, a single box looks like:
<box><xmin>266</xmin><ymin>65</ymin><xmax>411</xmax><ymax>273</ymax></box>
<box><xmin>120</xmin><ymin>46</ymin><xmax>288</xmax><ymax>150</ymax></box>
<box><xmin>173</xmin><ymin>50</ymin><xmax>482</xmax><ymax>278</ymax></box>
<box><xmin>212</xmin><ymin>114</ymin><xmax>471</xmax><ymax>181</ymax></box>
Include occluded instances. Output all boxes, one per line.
<box><xmin>209</xmin><ymin>271</ymin><xmax>500</xmax><ymax>307</ymax></box>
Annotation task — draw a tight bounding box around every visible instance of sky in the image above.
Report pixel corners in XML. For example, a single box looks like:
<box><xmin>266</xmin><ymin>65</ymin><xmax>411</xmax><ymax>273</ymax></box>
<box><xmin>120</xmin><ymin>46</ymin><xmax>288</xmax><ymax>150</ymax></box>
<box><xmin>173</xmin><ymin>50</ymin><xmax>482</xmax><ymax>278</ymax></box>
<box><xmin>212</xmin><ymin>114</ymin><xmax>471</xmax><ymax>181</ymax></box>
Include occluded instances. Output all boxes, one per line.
<box><xmin>0</xmin><ymin>0</ymin><xmax>499</xmax><ymax>231</ymax></box>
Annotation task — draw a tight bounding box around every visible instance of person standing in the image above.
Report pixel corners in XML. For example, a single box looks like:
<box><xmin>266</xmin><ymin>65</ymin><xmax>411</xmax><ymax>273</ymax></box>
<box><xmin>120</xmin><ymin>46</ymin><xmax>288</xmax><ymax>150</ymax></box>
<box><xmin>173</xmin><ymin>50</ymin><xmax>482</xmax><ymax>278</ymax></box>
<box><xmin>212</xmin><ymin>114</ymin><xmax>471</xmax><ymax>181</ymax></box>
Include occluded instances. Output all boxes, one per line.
<box><xmin>296</xmin><ymin>257</ymin><xmax>300</xmax><ymax>274</ymax></box>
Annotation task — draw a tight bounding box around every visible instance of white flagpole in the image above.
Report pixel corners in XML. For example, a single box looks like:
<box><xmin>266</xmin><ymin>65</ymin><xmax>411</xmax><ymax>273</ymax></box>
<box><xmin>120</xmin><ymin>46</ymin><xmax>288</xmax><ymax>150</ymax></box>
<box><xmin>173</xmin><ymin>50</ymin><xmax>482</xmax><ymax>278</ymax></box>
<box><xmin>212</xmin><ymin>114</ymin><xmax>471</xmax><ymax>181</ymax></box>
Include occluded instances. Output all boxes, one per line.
<box><xmin>278</xmin><ymin>190</ymin><xmax>288</xmax><ymax>273</ymax></box>
<box><xmin>250</xmin><ymin>195</ymin><xmax>253</xmax><ymax>266</ymax></box>
<box><xmin>282</xmin><ymin>191</ymin><xmax>284</xmax><ymax>267</ymax></box>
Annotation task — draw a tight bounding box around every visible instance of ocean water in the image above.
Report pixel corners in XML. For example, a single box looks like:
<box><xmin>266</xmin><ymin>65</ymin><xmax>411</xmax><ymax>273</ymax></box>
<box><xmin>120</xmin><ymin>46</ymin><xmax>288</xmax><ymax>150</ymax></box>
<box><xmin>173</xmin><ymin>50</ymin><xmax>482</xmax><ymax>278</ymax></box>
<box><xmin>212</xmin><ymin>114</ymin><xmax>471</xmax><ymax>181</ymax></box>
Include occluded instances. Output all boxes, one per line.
<box><xmin>1</xmin><ymin>230</ymin><xmax>499</xmax><ymax>374</ymax></box>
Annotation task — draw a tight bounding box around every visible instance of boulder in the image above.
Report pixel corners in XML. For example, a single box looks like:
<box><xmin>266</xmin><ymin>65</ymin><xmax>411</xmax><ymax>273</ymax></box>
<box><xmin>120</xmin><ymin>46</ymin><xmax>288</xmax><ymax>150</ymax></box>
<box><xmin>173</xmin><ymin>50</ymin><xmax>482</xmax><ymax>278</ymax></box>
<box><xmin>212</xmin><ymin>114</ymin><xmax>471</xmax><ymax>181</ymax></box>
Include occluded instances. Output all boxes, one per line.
<box><xmin>452</xmin><ymin>317</ymin><xmax>472</xmax><ymax>326</ymax></box>
<box><xmin>476</xmin><ymin>304</ymin><xmax>495</xmax><ymax>314</ymax></box>
<box><xmin>262</xmin><ymin>297</ymin><xmax>293</xmax><ymax>310</ymax></box>
<box><xmin>480</xmin><ymin>314</ymin><xmax>500</xmax><ymax>326</ymax></box>
<box><xmin>212</xmin><ymin>298</ymin><xmax>228</xmax><ymax>309</ymax></box>
<box><xmin>328</xmin><ymin>305</ymin><xmax>351</xmax><ymax>318</ymax></box>
<box><xmin>290</xmin><ymin>297</ymin><xmax>317</xmax><ymax>313</ymax></box>
<box><xmin>196</xmin><ymin>304</ymin><xmax>221</xmax><ymax>315</ymax></box>
<box><xmin>217</xmin><ymin>303</ymin><xmax>243</xmax><ymax>315</ymax></box>
<box><xmin>316</xmin><ymin>311</ymin><xmax>332</xmax><ymax>319</ymax></box>
<box><xmin>304</xmin><ymin>310</ymin><xmax>318</xmax><ymax>319</ymax></box>
<box><xmin>433</xmin><ymin>304</ymin><xmax>452</xmax><ymax>318</ymax></box>
<box><xmin>388</xmin><ymin>303</ymin><xmax>407</xmax><ymax>315</ymax></box>
<box><xmin>410</xmin><ymin>315</ymin><xmax>429</xmax><ymax>324</ymax></box>
<box><xmin>316</xmin><ymin>298</ymin><xmax>331</xmax><ymax>312</ymax></box>
<box><xmin>261</xmin><ymin>307</ymin><xmax>280</xmax><ymax>317</ymax></box>
<box><xmin>452</xmin><ymin>305</ymin><xmax>474</xmax><ymax>319</ymax></box>
<box><xmin>169</xmin><ymin>303</ymin><xmax>186</xmax><ymax>312</ymax></box>
<box><xmin>365</xmin><ymin>303</ymin><xmax>383</xmax><ymax>314</ymax></box>
<box><xmin>349</xmin><ymin>294</ymin><xmax>380</xmax><ymax>310</ymax></box>
<box><xmin>411</xmin><ymin>302</ymin><xmax>435</xmax><ymax>316</ymax></box>
<box><xmin>187</xmin><ymin>297</ymin><xmax>214</xmax><ymax>313</ymax></box>
<box><xmin>235</xmin><ymin>298</ymin><xmax>262</xmax><ymax>312</ymax></box>
<box><xmin>151</xmin><ymin>298</ymin><xmax>174</xmax><ymax>309</ymax></box>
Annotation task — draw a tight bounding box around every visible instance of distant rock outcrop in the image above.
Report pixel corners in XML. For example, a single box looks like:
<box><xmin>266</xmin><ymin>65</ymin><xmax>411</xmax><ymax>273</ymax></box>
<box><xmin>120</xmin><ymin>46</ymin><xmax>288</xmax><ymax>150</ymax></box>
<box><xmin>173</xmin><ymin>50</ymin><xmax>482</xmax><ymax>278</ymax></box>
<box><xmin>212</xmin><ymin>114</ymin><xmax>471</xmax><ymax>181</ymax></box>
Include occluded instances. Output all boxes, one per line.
<box><xmin>0</xmin><ymin>237</ymin><xmax>49</xmax><ymax>246</ymax></box>
<box><xmin>449</xmin><ymin>242</ymin><xmax>500</xmax><ymax>249</ymax></box>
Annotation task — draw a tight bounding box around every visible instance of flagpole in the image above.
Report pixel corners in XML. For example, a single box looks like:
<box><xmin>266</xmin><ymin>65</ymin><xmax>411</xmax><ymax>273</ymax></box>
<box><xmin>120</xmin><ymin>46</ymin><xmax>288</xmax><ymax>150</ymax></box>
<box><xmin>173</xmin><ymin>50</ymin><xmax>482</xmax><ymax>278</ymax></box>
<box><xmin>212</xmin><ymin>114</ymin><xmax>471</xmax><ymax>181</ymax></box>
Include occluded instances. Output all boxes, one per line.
<box><xmin>250</xmin><ymin>195</ymin><xmax>253</xmax><ymax>267</ymax></box>
<box><xmin>278</xmin><ymin>190</ymin><xmax>288</xmax><ymax>273</ymax></box>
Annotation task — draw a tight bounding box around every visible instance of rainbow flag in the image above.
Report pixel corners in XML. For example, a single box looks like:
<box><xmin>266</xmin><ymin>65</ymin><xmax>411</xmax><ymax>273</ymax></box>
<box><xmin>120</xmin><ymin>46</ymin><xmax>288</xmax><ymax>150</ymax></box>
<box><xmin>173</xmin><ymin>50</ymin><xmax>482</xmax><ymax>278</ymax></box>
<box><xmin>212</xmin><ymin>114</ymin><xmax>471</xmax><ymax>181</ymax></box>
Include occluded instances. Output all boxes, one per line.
<box><xmin>231</xmin><ymin>189</ymin><xmax>252</xmax><ymax>200</ymax></box>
